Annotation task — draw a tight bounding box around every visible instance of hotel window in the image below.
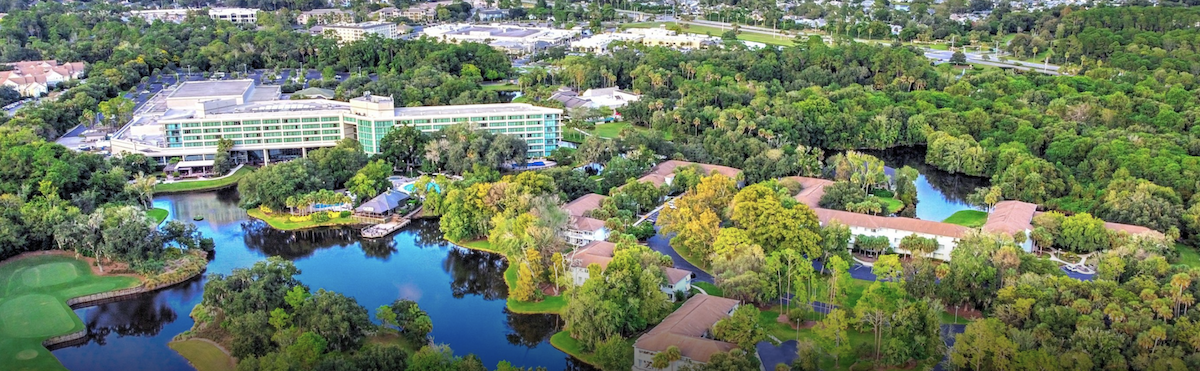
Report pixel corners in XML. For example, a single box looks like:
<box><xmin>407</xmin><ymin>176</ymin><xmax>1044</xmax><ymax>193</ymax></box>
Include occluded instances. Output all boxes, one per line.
<box><xmin>322</xmin><ymin>116</ymin><xmax>339</xmax><ymax>122</ymax></box>
<box><xmin>185</xmin><ymin>142</ymin><xmax>203</xmax><ymax>147</ymax></box>
<box><xmin>245</xmin><ymin>133</ymin><xmax>261</xmax><ymax>138</ymax></box>
<box><xmin>432</xmin><ymin>118</ymin><xmax>452</xmax><ymax>123</ymax></box>
<box><xmin>302</xmin><ymin>124</ymin><xmax>321</xmax><ymax>129</ymax></box>
<box><xmin>266</xmin><ymin>138</ymin><xmax>283</xmax><ymax>143</ymax></box>
<box><xmin>322</xmin><ymin>123</ymin><xmax>338</xmax><ymax>128</ymax></box>
<box><xmin>203</xmin><ymin>129</ymin><xmax>221</xmax><ymax>133</ymax></box>
<box><xmin>301</xmin><ymin>117</ymin><xmax>320</xmax><ymax>123</ymax></box>
<box><xmin>226</xmin><ymin>134</ymin><xmax>244</xmax><ymax>139</ymax></box>
<box><xmin>471</xmin><ymin>116</ymin><xmax>486</xmax><ymax>121</ymax></box>
<box><xmin>304</xmin><ymin>136</ymin><xmax>322</xmax><ymax>142</ymax></box>
<box><xmin>283</xmin><ymin>118</ymin><xmax>302</xmax><ymax>123</ymax></box>
<box><xmin>243</xmin><ymin>126</ymin><xmax>261</xmax><ymax>132</ymax></box>
<box><xmin>399</xmin><ymin>120</ymin><xmax>413</xmax><ymax>125</ymax></box>
<box><xmin>284</xmin><ymin>131</ymin><xmax>301</xmax><ymax>136</ymax></box>
<box><xmin>233</xmin><ymin>140</ymin><xmax>244</xmax><ymax>145</ymax></box>
<box><xmin>488</xmin><ymin>116</ymin><xmax>505</xmax><ymax>121</ymax></box>
<box><xmin>243</xmin><ymin>120</ymin><xmax>261</xmax><ymax>125</ymax></box>
<box><xmin>202</xmin><ymin>122</ymin><xmax>221</xmax><ymax>127</ymax></box>
<box><xmin>263</xmin><ymin>125</ymin><xmax>281</xmax><ymax>131</ymax></box>
<box><xmin>413</xmin><ymin>119</ymin><xmax>430</xmax><ymax>124</ymax></box>
<box><xmin>264</xmin><ymin>119</ymin><xmax>281</xmax><ymax>124</ymax></box>
<box><xmin>322</xmin><ymin>129</ymin><xmax>339</xmax><ymax>135</ymax></box>
<box><xmin>223</xmin><ymin>127</ymin><xmax>241</xmax><ymax>132</ymax></box>
<box><xmin>264</xmin><ymin>132</ymin><xmax>282</xmax><ymax>137</ymax></box>
<box><xmin>223</xmin><ymin>121</ymin><xmax>240</xmax><ymax>126</ymax></box>
<box><xmin>322</xmin><ymin>136</ymin><xmax>339</xmax><ymax>141</ymax></box>
<box><xmin>453</xmin><ymin>117</ymin><xmax>468</xmax><ymax>122</ymax></box>
<box><xmin>203</xmin><ymin>135</ymin><xmax>220</xmax><ymax>140</ymax></box>
<box><xmin>245</xmin><ymin>139</ymin><xmax>261</xmax><ymax>144</ymax></box>
<box><xmin>528</xmin><ymin>114</ymin><xmax>543</xmax><ymax>119</ymax></box>
<box><xmin>283</xmin><ymin>125</ymin><xmax>300</xmax><ymax>130</ymax></box>
<box><xmin>284</xmin><ymin>138</ymin><xmax>301</xmax><ymax>143</ymax></box>
<box><xmin>183</xmin><ymin>123</ymin><xmax>201</xmax><ymax>128</ymax></box>
<box><xmin>303</xmin><ymin>130</ymin><xmax>320</xmax><ymax>136</ymax></box>
<box><xmin>204</xmin><ymin>141</ymin><xmax>217</xmax><ymax>146</ymax></box>
<box><xmin>507</xmin><ymin>115</ymin><xmax>524</xmax><ymax>120</ymax></box>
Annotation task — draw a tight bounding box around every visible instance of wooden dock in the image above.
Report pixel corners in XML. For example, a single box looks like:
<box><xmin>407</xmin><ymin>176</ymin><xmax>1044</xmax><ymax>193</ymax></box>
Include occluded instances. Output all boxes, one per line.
<box><xmin>362</xmin><ymin>219</ymin><xmax>410</xmax><ymax>238</ymax></box>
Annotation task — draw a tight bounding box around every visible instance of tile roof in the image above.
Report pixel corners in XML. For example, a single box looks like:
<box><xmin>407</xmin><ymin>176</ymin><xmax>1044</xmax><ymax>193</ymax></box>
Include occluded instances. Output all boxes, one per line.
<box><xmin>638</xmin><ymin>160</ymin><xmax>742</xmax><ymax>187</ymax></box>
<box><xmin>563</xmin><ymin>193</ymin><xmax>606</xmax><ymax>217</ymax></box>
<box><xmin>788</xmin><ymin>176</ymin><xmax>970</xmax><ymax>238</ymax></box>
<box><xmin>634</xmin><ymin>294</ymin><xmax>740</xmax><ymax>363</ymax></box>
<box><xmin>980</xmin><ymin>200</ymin><xmax>1037</xmax><ymax>235</ymax></box>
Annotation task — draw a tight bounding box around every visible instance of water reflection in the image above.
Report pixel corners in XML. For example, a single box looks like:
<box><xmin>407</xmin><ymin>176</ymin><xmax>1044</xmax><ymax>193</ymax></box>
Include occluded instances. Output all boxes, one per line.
<box><xmin>861</xmin><ymin>147</ymin><xmax>991</xmax><ymax>221</ymax></box>
<box><xmin>52</xmin><ymin>191</ymin><xmax>588</xmax><ymax>371</ymax></box>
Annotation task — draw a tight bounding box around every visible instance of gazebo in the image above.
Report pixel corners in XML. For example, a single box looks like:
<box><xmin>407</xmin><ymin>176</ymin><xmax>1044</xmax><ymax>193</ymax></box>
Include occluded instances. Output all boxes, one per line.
<box><xmin>354</xmin><ymin>191</ymin><xmax>410</xmax><ymax>219</ymax></box>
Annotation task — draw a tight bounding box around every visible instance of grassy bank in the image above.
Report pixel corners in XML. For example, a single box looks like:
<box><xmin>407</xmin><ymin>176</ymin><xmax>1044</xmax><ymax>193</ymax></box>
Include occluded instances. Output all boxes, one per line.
<box><xmin>550</xmin><ymin>331</ymin><xmax>634</xmax><ymax>369</ymax></box>
<box><xmin>693</xmin><ymin>281</ymin><xmax>723</xmax><ymax>297</ymax></box>
<box><xmin>0</xmin><ymin>255</ymin><xmax>142</xmax><ymax>371</ymax></box>
<box><xmin>878</xmin><ymin>197</ymin><xmax>904</xmax><ymax>214</ymax></box>
<box><xmin>449</xmin><ymin>239</ymin><xmax>569</xmax><ymax>314</ymax></box>
<box><xmin>149</xmin><ymin>208</ymin><xmax>169</xmax><ymax>224</ymax></box>
<box><xmin>481</xmin><ymin>82</ymin><xmax>520</xmax><ymax>91</ymax></box>
<box><xmin>942</xmin><ymin>210</ymin><xmax>989</xmax><ymax>228</ymax></box>
<box><xmin>155</xmin><ymin>167</ymin><xmax>252</xmax><ymax>194</ymax></box>
<box><xmin>168</xmin><ymin>339</ymin><xmax>235</xmax><ymax>371</ymax></box>
<box><xmin>246</xmin><ymin>208</ymin><xmax>361</xmax><ymax>231</ymax></box>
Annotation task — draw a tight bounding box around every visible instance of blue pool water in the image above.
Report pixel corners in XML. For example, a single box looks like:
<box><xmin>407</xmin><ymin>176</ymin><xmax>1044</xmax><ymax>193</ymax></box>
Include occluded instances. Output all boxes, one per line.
<box><xmin>402</xmin><ymin>182</ymin><xmax>442</xmax><ymax>194</ymax></box>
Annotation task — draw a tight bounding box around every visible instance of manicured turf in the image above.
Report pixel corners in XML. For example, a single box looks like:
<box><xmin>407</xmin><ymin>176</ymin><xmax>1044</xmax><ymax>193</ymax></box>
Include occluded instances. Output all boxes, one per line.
<box><xmin>878</xmin><ymin>197</ymin><xmax>904</xmax><ymax>214</ymax></box>
<box><xmin>0</xmin><ymin>255</ymin><xmax>141</xmax><ymax>371</ymax></box>
<box><xmin>1177</xmin><ymin>243</ymin><xmax>1200</xmax><ymax>268</ymax></box>
<box><xmin>154</xmin><ymin>167</ymin><xmax>252</xmax><ymax>193</ymax></box>
<box><xmin>588</xmin><ymin>122</ymin><xmax>674</xmax><ymax>140</ymax></box>
<box><xmin>550</xmin><ymin>331</ymin><xmax>633</xmax><ymax>368</ymax></box>
<box><xmin>246</xmin><ymin>208</ymin><xmax>359</xmax><ymax>231</ymax></box>
<box><xmin>692</xmin><ymin>281</ymin><xmax>723</xmax><ymax>297</ymax></box>
<box><xmin>481</xmin><ymin>83</ymin><xmax>520</xmax><ymax>91</ymax></box>
<box><xmin>169</xmin><ymin>339</ymin><xmax>235</xmax><ymax>371</ymax></box>
<box><xmin>625</xmin><ymin>22</ymin><xmax>795</xmax><ymax>46</ymax></box>
<box><xmin>942</xmin><ymin>210</ymin><xmax>989</xmax><ymax>228</ymax></box>
<box><xmin>451</xmin><ymin>239</ymin><xmax>568</xmax><ymax>314</ymax></box>
<box><xmin>148</xmin><ymin>208</ymin><xmax>169</xmax><ymax>225</ymax></box>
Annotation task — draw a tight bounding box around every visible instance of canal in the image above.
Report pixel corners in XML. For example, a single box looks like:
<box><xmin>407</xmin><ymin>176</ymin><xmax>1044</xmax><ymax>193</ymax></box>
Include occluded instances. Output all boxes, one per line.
<box><xmin>51</xmin><ymin>188</ymin><xmax>590</xmax><ymax>371</ymax></box>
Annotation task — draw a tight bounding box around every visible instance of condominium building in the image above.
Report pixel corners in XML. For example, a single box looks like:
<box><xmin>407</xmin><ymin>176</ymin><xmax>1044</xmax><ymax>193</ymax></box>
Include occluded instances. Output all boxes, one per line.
<box><xmin>298</xmin><ymin>8</ymin><xmax>355</xmax><ymax>25</ymax></box>
<box><xmin>111</xmin><ymin>80</ymin><xmax>562</xmax><ymax>165</ymax></box>
<box><xmin>129</xmin><ymin>8</ymin><xmax>198</xmax><ymax>23</ymax></box>
<box><xmin>632</xmin><ymin>294</ymin><xmax>751</xmax><ymax>371</ymax></box>
<box><xmin>570</xmin><ymin>27</ymin><xmax>719</xmax><ymax>53</ymax></box>
<box><xmin>1</xmin><ymin>60</ymin><xmax>86</xmax><ymax>97</ymax></box>
<box><xmin>561</xmin><ymin>193</ymin><xmax>610</xmax><ymax>246</ymax></box>
<box><xmin>322</xmin><ymin>21</ymin><xmax>403</xmax><ymax>43</ymax></box>
<box><xmin>209</xmin><ymin>8</ymin><xmax>258</xmax><ymax>24</ymax></box>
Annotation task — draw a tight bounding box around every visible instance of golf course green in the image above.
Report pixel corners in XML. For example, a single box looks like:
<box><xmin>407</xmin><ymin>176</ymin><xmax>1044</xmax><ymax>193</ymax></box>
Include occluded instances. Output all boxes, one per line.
<box><xmin>0</xmin><ymin>254</ymin><xmax>141</xmax><ymax>371</ymax></box>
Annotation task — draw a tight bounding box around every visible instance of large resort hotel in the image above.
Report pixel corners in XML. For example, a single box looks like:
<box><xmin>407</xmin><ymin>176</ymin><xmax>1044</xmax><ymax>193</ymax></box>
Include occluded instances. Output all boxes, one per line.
<box><xmin>112</xmin><ymin>80</ymin><xmax>563</xmax><ymax>165</ymax></box>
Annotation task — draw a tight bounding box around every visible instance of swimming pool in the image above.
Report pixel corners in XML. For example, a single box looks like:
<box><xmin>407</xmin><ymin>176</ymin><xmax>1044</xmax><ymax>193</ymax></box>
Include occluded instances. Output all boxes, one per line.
<box><xmin>401</xmin><ymin>182</ymin><xmax>442</xmax><ymax>194</ymax></box>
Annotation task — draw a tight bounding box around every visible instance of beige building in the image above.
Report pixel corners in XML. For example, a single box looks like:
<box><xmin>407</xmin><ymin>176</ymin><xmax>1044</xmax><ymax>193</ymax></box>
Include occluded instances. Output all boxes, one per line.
<box><xmin>401</xmin><ymin>1</ymin><xmax>450</xmax><ymax>20</ymax></box>
<box><xmin>298</xmin><ymin>9</ymin><xmax>355</xmax><ymax>25</ymax></box>
<box><xmin>567</xmin><ymin>241</ymin><xmax>693</xmax><ymax>298</ymax></box>
<box><xmin>561</xmin><ymin>193</ymin><xmax>610</xmax><ymax>246</ymax></box>
<box><xmin>129</xmin><ymin>8</ymin><xmax>197</xmax><ymax>23</ymax></box>
<box><xmin>323</xmin><ymin>21</ymin><xmax>402</xmax><ymax>43</ymax></box>
<box><xmin>629</xmin><ymin>27</ymin><xmax>720</xmax><ymax>49</ymax></box>
<box><xmin>1</xmin><ymin>60</ymin><xmax>86</xmax><ymax>97</ymax></box>
<box><xmin>371</xmin><ymin>7</ymin><xmax>402</xmax><ymax>20</ymax></box>
<box><xmin>632</xmin><ymin>294</ymin><xmax>749</xmax><ymax>371</ymax></box>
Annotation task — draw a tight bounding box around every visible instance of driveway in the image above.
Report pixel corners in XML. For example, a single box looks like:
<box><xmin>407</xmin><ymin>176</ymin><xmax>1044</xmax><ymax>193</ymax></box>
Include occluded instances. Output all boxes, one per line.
<box><xmin>757</xmin><ymin>340</ymin><xmax>798</xmax><ymax>369</ymax></box>
<box><xmin>646</xmin><ymin>228</ymin><xmax>714</xmax><ymax>283</ymax></box>
<box><xmin>811</xmin><ymin>259</ymin><xmax>879</xmax><ymax>281</ymax></box>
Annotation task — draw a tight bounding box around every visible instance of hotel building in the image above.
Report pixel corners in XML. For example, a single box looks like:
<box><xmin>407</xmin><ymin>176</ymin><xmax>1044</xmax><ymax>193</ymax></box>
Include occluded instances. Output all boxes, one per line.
<box><xmin>111</xmin><ymin>80</ymin><xmax>562</xmax><ymax>165</ymax></box>
<box><xmin>322</xmin><ymin>21</ymin><xmax>403</xmax><ymax>43</ymax></box>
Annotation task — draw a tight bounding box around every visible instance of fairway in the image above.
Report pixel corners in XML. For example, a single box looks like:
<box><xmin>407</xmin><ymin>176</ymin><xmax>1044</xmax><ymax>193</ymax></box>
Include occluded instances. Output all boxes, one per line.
<box><xmin>0</xmin><ymin>254</ymin><xmax>141</xmax><ymax>371</ymax></box>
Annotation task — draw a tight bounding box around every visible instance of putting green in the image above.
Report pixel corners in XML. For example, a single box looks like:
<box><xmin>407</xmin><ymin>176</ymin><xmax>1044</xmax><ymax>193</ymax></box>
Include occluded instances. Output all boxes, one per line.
<box><xmin>20</xmin><ymin>262</ymin><xmax>79</xmax><ymax>288</ymax></box>
<box><xmin>0</xmin><ymin>255</ymin><xmax>141</xmax><ymax>371</ymax></box>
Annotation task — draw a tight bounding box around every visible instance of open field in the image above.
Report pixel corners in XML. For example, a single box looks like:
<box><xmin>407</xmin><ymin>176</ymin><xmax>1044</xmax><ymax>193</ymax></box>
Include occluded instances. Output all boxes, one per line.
<box><xmin>1178</xmin><ymin>243</ymin><xmax>1200</xmax><ymax>268</ymax></box>
<box><xmin>155</xmin><ymin>167</ymin><xmax>252</xmax><ymax>193</ymax></box>
<box><xmin>623</xmin><ymin>22</ymin><xmax>795</xmax><ymax>47</ymax></box>
<box><xmin>169</xmin><ymin>339</ymin><xmax>235</xmax><ymax>371</ymax></box>
<box><xmin>878</xmin><ymin>197</ymin><xmax>904</xmax><ymax>214</ymax></box>
<box><xmin>0</xmin><ymin>255</ymin><xmax>141</xmax><ymax>371</ymax></box>
<box><xmin>942</xmin><ymin>210</ymin><xmax>988</xmax><ymax>228</ymax></box>
<box><xmin>587</xmin><ymin>122</ymin><xmax>675</xmax><ymax>140</ymax></box>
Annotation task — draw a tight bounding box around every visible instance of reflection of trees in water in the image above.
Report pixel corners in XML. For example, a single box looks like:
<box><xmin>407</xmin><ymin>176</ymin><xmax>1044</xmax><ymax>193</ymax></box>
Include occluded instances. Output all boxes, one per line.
<box><xmin>74</xmin><ymin>277</ymin><xmax>202</xmax><ymax>346</ymax></box>
<box><xmin>240</xmin><ymin>221</ymin><xmax>359</xmax><ymax>260</ymax></box>
<box><xmin>861</xmin><ymin>147</ymin><xmax>991</xmax><ymax>204</ymax></box>
<box><xmin>564</xmin><ymin>357</ymin><xmax>600</xmax><ymax>371</ymax></box>
<box><xmin>443</xmin><ymin>246</ymin><xmax>508</xmax><ymax>300</ymax></box>
<box><xmin>410</xmin><ymin>219</ymin><xmax>449</xmax><ymax>247</ymax></box>
<box><xmin>157</xmin><ymin>189</ymin><xmax>246</xmax><ymax>226</ymax></box>
<box><xmin>505</xmin><ymin>311</ymin><xmax>561</xmax><ymax>348</ymax></box>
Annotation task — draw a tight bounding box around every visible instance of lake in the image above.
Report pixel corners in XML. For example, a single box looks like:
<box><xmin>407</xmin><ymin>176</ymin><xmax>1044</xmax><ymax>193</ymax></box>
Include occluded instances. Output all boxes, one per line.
<box><xmin>51</xmin><ymin>188</ymin><xmax>590</xmax><ymax>371</ymax></box>
<box><xmin>862</xmin><ymin>147</ymin><xmax>992</xmax><ymax>221</ymax></box>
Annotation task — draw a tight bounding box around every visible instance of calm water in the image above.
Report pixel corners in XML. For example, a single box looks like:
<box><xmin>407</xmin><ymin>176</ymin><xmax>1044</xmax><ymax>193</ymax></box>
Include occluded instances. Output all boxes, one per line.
<box><xmin>862</xmin><ymin>147</ymin><xmax>991</xmax><ymax>221</ymax></box>
<box><xmin>52</xmin><ymin>188</ymin><xmax>589</xmax><ymax>371</ymax></box>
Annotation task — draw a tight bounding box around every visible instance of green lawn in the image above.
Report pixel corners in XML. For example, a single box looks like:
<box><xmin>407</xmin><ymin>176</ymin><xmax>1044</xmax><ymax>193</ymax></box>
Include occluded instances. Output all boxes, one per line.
<box><xmin>588</xmin><ymin>122</ymin><xmax>674</xmax><ymax>140</ymax></box>
<box><xmin>168</xmin><ymin>339</ymin><xmax>235</xmax><ymax>371</ymax></box>
<box><xmin>450</xmin><ymin>239</ymin><xmax>568</xmax><ymax>314</ymax></box>
<box><xmin>148</xmin><ymin>208</ymin><xmax>169</xmax><ymax>225</ymax></box>
<box><xmin>0</xmin><ymin>255</ymin><xmax>142</xmax><ymax>371</ymax></box>
<box><xmin>1177</xmin><ymin>243</ymin><xmax>1200</xmax><ymax>268</ymax></box>
<box><xmin>878</xmin><ymin>197</ymin><xmax>903</xmax><ymax>214</ymax></box>
<box><xmin>672</xmin><ymin>244</ymin><xmax>712</xmax><ymax>274</ymax></box>
<box><xmin>481</xmin><ymin>82</ymin><xmax>520</xmax><ymax>92</ymax></box>
<box><xmin>246</xmin><ymin>209</ymin><xmax>360</xmax><ymax>231</ymax></box>
<box><xmin>550</xmin><ymin>331</ymin><xmax>632</xmax><ymax>368</ymax></box>
<box><xmin>692</xmin><ymin>281</ymin><xmax>723</xmax><ymax>297</ymax></box>
<box><xmin>155</xmin><ymin>167</ymin><xmax>252</xmax><ymax>194</ymax></box>
<box><xmin>942</xmin><ymin>210</ymin><xmax>989</xmax><ymax>228</ymax></box>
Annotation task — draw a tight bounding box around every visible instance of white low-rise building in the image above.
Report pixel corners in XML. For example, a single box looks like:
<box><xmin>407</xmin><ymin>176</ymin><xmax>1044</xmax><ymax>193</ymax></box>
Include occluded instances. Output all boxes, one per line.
<box><xmin>210</xmin><ymin>7</ymin><xmax>258</xmax><ymax>24</ymax></box>
<box><xmin>422</xmin><ymin>23</ymin><xmax>579</xmax><ymax>54</ymax></box>
<box><xmin>549</xmin><ymin>87</ymin><xmax>641</xmax><ymax>110</ymax></box>
<box><xmin>298</xmin><ymin>8</ymin><xmax>355</xmax><ymax>25</ymax></box>
<box><xmin>568</xmin><ymin>241</ymin><xmax>693</xmax><ymax>298</ymax></box>
<box><xmin>323</xmin><ymin>21</ymin><xmax>403</xmax><ymax>43</ymax></box>
<box><xmin>129</xmin><ymin>8</ymin><xmax>198</xmax><ymax>23</ymax></box>
<box><xmin>571</xmin><ymin>27</ymin><xmax>720</xmax><ymax>53</ymax></box>
<box><xmin>561</xmin><ymin>193</ymin><xmax>611</xmax><ymax>246</ymax></box>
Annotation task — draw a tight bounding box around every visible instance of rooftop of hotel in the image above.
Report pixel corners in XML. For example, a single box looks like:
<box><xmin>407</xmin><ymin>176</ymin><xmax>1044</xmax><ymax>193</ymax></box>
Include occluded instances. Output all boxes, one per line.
<box><xmin>395</xmin><ymin>103</ymin><xmax>560</xmax><ymax>116</ymax></box>
<box><xmin>167</xmin><ymin>79</ymin><xmax>255</xmax><ymax>98</ymax></box>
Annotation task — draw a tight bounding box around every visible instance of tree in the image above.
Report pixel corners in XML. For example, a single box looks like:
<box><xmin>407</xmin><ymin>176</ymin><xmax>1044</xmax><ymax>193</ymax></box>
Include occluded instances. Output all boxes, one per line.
<box><xmin>213</xmin><ymin>138</ymin><xmax>235</xmax><ymax>175</ymax></box>
<box><xmin>854</xmin><ymin>281</ymin><xmax>902</xmax><ymax>362</ymax></box>
<box><xmin>950</xmin><ymin>50</ymin><xmax>967</xmax><ymax>65</ymax></box>
<box><xmin>1059</xmin><ymin>213</ymin><xmax>1110</xmax><ymax>253</ymax></box>
<box><xmin>825</xmin><ymin>255</ymin><xmax>851</xmax><ymax>307</ymax></box>
<box><xmin>97</xmin><ymin>96</ymin><xmax>134</xmax><ymax>130</ymax></box>
<box><xmin>378</xmin><ymin>125</ymin><xmax>428</xmax><ymax>174</ymax></box>
<box><xmin>730</xmin><ymin>183</ymin><xmax>822</xmax><ymax>256</ymax></box>
<box><xmin>593</xmin><ymin>336</ymin><xmax>634</xmax><ymax>371</ymax></box>
<box><xmin>346</xmin><ymin>159</ymin><xmax>393</xmax><ymax>204</ymax></box>
<box><xmin>650</xmin><ymin>346</ymin><xmax>681</xmax><ymax>369</ymax></box>
<box><xmin>512</xmin><ymin>261</ymin><xmax>541</xmax><ymax>302</ymax></box>
<box><xmin>815</xmin><ymin>308</ymin><xmax>852</xmax><ymax>368</ymax></box>
<box><xmin>126</xmin><ymin>172</ymin><xmax>157</xmax><ymax>209</ymax></box>
<box><xmin>713</xmin><ymin>305</ymin><xmax>765</xmax><ymax>350</ymax></box>
<box><xmin>950</xmin><ymin>318</ymin><xmax>1017</xmax><ymax>371</ymax></box>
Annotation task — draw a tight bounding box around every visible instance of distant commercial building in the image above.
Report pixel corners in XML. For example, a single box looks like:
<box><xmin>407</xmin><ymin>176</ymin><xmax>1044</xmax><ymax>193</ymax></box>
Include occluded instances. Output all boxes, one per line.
<box><xmin>129</xmin><ymin>8</ymin><xmax>198</xmax><ymax>23</ymax></box>
<box><xmin>0</xmin><ymin>60</ymin><xmax>87</xmax><ymax>97</ymax></box>
<box><xmin>632</xmin><ymin>294</ymin><xmax>752</xmax><ymax>371</ymax></box>
<box><xmin>550</xmin><ymin>87</ymin><xmax>641</xmax><ymax>110</ymax></box>
<box><xmin>476</xmin><ymin>8</ymin><xmax>508</xmax><ymax>21</ymax></box>
<box><xmin>209</xmin><ymin>8</ymin><xmax>258</xmax><ymax>24</ymax></box>
<box><xmin>400</xmin><ymin>1</ymin><xmax>451</xmax><ymax>20</ymax></box>
<box><xmin>323</xmin><ymin>21</ymin><xmax>404</xmax><ymax>43</ymax></box>
<box><xmin>422</xmin><ymin>23</ymin><xmax>579</xmax><ymax>55</ymax></box>
<box><xmin>570</xmin><ymin>27</ymin><xmax>719</xmax><ymax>53</ymax></box>
<box><xmin>561</xmin><ymin>193</ymin><xmax>610</xmax><ymax>246</ymax></box>
<box><xmin>110</xmin><ymin>80</ymin><xmax>563</xmax><ymax>165</ymax></box>
<box><xmin>298</xmin><ymin>8</ymin><xmax>355</xmax><ymax>25</ymax></box>
<box><xmin>567</xmin><ymin>240</ymin><xmax>693</xmax><ymax>298</ymax></box>
<box><xmin>371</xmin><ymin>7</ymin><xmax>402</xmax><ymax>20</ymax></box>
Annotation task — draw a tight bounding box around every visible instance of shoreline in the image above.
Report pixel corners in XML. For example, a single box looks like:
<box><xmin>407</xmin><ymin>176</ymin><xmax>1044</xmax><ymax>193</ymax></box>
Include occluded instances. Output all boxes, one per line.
<box><xmin>0</xmin><ymin>251</ymin><xmax>209</xmax><ymax>350</ymax></box>
<box><xmin>443</xmin><ymin>237</ymin><xmax>568</xmax><ymax>315</ymax></box>
<box><xmin>246</xmin><ymin>208</ymin><xmax>366</xmax><ymax>231</ymax></box>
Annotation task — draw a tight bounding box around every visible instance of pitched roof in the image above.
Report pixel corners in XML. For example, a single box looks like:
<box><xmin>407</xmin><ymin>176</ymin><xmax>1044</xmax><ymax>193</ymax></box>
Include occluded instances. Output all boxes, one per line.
<box><xmin>638</xmin><ymin>160</ymin><xmax>742</xmax><ymax>187</ymax></box>
<box><xmin>634</xmin><ymin>294</ymin><xmax>740</xmax><ymax>363</ymax></box>
<box><xmin>355</xmin><ymin>190</ymin><xmax>409</xmax><ymax>214</ymax></box>
<box><xmin>1104</xmin><ymin>221</ymin><xmax>1164</xmax><ymax>238</ymax></box>
<box><xmin>563</xmin><ymin>193</ymin><xmax>606</xmax><ymax>217</ymax></box>
<box><xmin>570</xmin><ymin>241</ymin><xmax>616</xmax><ymax>269</ymax></box>
<box><xmin>788</xmin><ymin>176</ymin><xmax>834</xmax><ymax>208</ymax></box>
<box><xmin>788</xmin><ymin>176</ymin><xmax>970</xmax><ymax>238</ymax></box>
<box><xmin>665</xmin><ymin>267</ymin><xmax>693</xmax><ymax>284</ymax></box>
<box><xmin>981</xmin><ymin>200</ymin><xmax>1037</xmax><ymax>235</ymax></box>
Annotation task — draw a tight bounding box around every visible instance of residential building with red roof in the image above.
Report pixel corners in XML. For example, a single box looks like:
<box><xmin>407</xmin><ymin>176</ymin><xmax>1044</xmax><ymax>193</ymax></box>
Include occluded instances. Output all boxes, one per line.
<box><xmin>632</xmin><ymin>294</ymin><xmax>754</xmax><ymax>371</ymax></box>
<box><xmin>1</xmin><ymin>60</ymin><xmax>86</xmax><ymax>97</ymax></box>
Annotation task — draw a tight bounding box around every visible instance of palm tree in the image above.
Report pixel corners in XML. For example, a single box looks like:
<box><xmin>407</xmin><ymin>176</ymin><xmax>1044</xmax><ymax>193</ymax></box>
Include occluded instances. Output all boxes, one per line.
<box><xmin>127</xmin><ymin>172</ymin><xmax>158</xmax><ymax>209</ymax></box>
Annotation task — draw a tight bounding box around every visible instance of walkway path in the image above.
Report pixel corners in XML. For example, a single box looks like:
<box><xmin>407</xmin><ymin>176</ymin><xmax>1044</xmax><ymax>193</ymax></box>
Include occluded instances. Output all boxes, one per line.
<box><xmin>159</xmin><ymin>164</ymin><xmax>245</xmax><ymax>184</ymax></box>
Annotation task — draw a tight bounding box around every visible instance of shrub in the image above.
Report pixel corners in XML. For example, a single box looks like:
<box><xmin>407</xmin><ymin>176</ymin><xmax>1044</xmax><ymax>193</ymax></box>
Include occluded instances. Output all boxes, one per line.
<box><xmin>289</xmin><ymin>215</ymin><xmax>312</xmax><ymax>222</ymax></box>
<box><xmin>312</xmin><ymin>212</ymin><xmax>331</xmax><ymax>223</ymax></box>
<box><xmin>339</xmin><ymin>210</ymin><xmax>351</xmax><ymax>218</ymax></box>
<box><xmin>870</xmin><ymin>188</ymin><xmax>895</xmax><ymax>198</ymax></box>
